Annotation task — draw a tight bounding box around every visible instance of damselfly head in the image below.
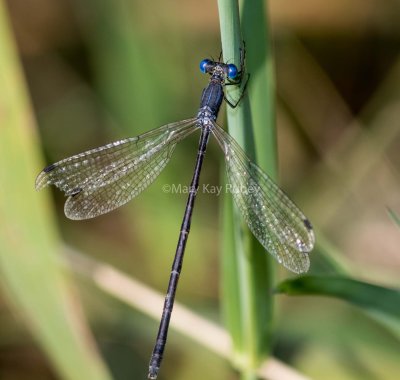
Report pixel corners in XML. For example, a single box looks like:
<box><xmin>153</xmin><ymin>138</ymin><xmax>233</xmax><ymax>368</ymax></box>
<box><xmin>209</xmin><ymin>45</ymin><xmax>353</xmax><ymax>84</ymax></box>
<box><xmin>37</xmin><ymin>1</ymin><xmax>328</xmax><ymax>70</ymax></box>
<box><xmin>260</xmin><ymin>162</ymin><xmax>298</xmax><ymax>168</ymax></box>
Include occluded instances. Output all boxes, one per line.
<box><xmin>199</xmin><ymin>59</ymin><xmax>238</xmax><ymax>80</ymax></box>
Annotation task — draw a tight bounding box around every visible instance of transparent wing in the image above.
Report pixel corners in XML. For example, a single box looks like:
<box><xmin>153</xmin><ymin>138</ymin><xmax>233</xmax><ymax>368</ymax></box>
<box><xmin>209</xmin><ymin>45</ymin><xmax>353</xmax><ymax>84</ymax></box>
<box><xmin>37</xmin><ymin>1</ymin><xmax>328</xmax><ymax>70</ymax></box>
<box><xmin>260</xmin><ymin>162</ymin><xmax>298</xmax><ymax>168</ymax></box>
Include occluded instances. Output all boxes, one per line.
<box><xmin>36</xmin><ymin>118</ymin><xmax>199</xmax><ymax>220</ymax></box>
<box><xmin>212</xmin><ymin>123</ymin><xmax>315</xmax><ymax>274</ymax></box>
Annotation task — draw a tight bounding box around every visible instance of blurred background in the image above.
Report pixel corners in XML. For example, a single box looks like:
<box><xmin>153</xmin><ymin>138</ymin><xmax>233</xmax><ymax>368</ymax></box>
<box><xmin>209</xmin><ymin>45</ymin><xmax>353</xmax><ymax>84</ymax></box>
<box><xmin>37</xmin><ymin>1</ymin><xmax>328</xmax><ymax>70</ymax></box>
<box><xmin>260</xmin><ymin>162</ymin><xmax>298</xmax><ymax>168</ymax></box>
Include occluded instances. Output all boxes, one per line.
<box><xmin>1</xmin><ymin>0</ymin><xmax>400</xmax><ymax>379</ymax></box>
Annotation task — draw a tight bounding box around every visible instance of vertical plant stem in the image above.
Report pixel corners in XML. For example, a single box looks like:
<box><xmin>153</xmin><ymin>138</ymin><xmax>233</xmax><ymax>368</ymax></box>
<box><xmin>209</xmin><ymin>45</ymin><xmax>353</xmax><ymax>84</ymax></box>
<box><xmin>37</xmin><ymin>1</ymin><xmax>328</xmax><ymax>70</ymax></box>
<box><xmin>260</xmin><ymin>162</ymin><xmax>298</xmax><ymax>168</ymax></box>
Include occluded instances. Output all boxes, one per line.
<box><xmin>241</xmin><ymin>0</ymin><xmax>276</xmax><ymax>174</ymax></box>
<box><xmin>218</xmin><ymin>0</ymin><xmax>276</xmax><ymax>379</ymax></box>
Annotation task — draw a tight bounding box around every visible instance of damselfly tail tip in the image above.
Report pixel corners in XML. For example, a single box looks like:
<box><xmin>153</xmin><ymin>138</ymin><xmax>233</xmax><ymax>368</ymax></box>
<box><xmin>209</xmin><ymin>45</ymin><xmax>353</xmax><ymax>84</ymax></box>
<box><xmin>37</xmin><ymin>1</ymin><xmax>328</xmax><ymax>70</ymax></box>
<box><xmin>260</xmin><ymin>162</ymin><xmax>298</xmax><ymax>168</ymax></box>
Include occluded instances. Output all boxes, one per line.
<box><xmin>148</xmin><ymin>366</ymin><xmax>159</xmax><ymax>379</ymax></box>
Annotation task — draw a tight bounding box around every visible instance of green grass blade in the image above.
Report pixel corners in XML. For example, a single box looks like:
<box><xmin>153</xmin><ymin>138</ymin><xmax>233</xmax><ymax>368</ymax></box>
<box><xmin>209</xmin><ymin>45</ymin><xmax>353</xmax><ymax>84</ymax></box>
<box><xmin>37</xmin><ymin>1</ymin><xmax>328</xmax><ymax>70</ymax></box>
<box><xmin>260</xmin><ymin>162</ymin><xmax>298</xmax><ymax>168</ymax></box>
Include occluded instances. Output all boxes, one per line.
<box><xmin>277</xmin><ymin>276</ymin><xmax>400</xmax><ymax>339</ymax></box>
<box><xmin>0</xmin><ymin>4</ymin><xmax>112</xmax><ymax>380</ymax></box>
<box><xmin>218</xmin><ymin>0</ymin><xmax>275</xmax><ymax>377</ymax></box>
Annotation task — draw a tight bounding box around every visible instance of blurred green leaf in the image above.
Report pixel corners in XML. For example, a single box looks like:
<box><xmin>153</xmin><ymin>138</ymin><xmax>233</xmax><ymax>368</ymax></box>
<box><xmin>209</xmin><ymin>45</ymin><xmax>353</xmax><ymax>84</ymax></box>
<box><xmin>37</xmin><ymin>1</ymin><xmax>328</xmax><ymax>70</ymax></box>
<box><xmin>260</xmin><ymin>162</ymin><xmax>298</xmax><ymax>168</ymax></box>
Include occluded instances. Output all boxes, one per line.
<box><xmin>277</xmin><ymin>276</ymin><xmax>400</xmax><ymax>339</ymax></box>
<box><xmin>0</xmin><ymin>3</ymin><xmax>111</xmax><ymax>380</ymax></box>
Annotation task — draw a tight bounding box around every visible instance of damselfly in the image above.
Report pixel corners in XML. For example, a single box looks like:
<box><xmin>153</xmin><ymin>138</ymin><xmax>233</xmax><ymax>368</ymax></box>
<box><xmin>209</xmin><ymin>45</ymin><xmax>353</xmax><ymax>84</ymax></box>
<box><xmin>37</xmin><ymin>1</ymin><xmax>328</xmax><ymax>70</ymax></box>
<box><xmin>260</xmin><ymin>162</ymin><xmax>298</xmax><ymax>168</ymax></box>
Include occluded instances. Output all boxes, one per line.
<box><xmin>36</xmin><ymin>49</ymin><xmax>315</xmax><ymax>379</ymax></box>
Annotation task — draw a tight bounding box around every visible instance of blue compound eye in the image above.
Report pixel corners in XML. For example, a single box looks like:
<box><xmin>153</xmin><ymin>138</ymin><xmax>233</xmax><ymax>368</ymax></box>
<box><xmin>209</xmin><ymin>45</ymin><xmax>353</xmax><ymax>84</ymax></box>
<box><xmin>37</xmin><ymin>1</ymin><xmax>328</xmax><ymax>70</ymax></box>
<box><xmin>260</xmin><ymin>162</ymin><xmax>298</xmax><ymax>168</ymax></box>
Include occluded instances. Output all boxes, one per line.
<box><xmin>199</xmin><ymin>59</ymin><xmax>212</xmax><ymax>73</ymax></box>
<box><xmin>227</xmin><ymin>64</ymin><xmax>238</xmax><ymax>79</ymax></box>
